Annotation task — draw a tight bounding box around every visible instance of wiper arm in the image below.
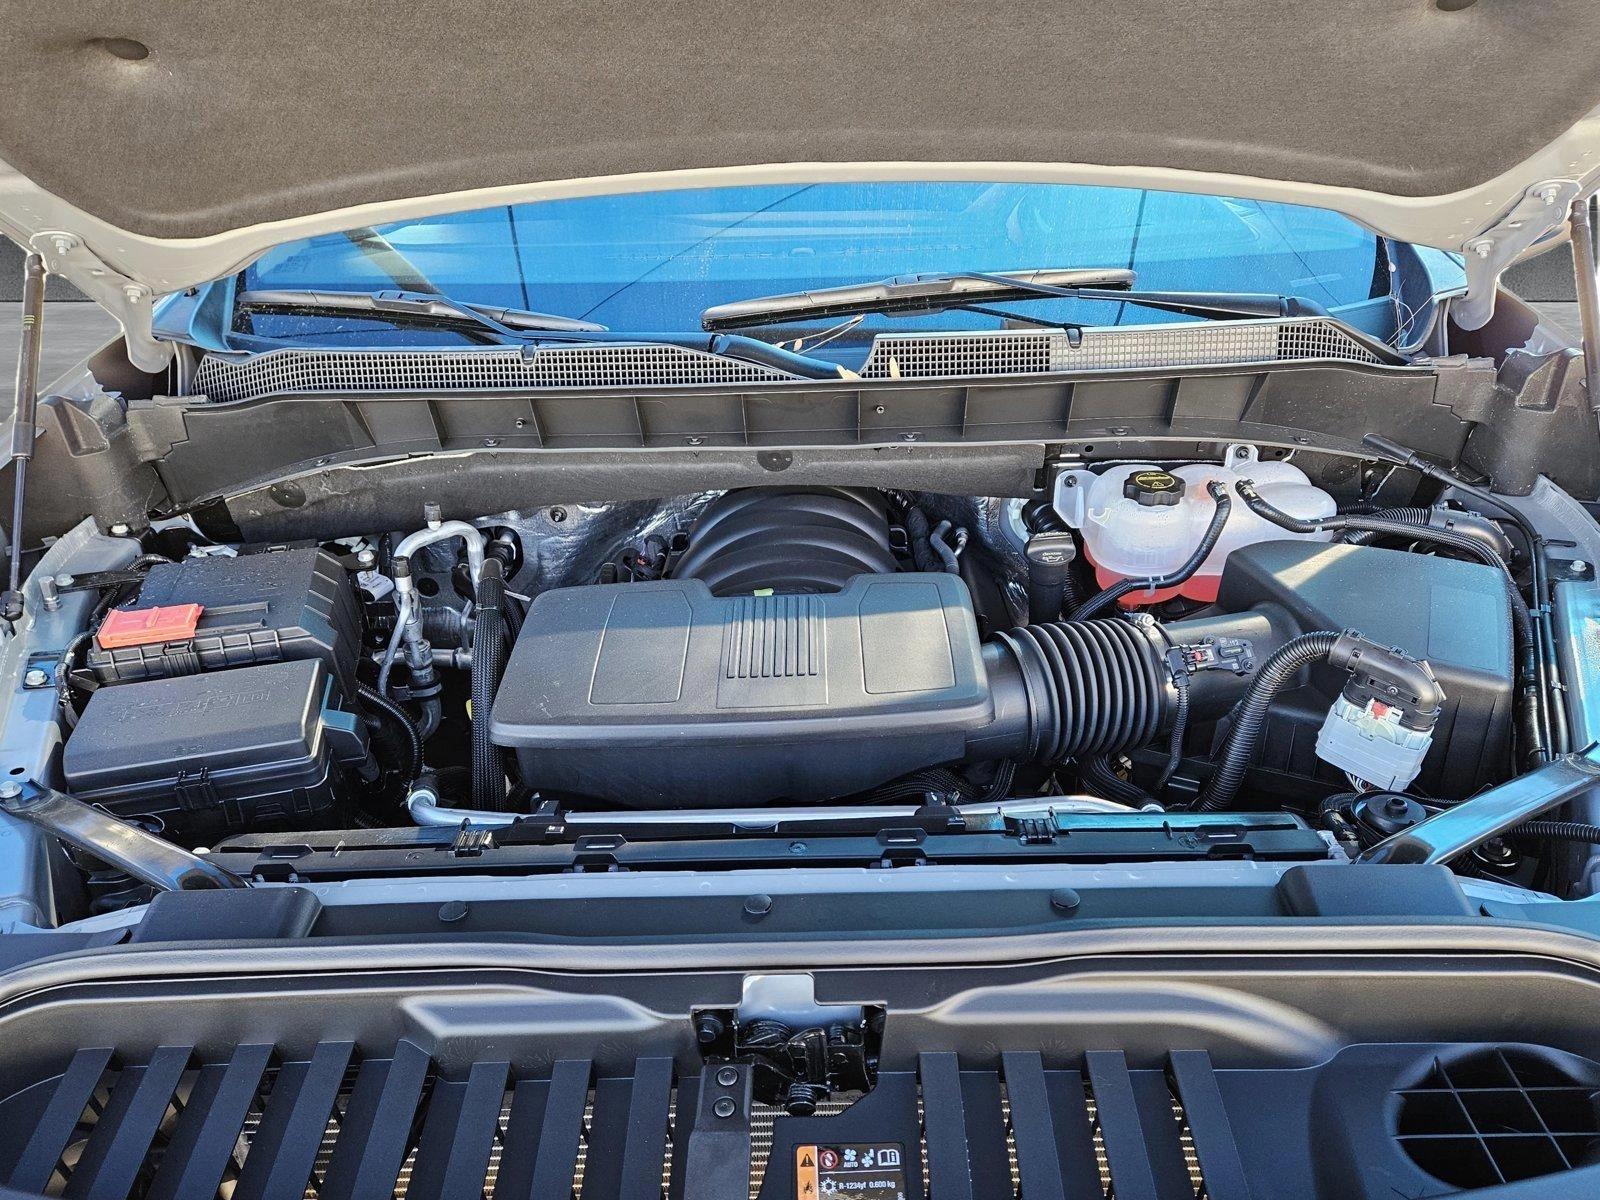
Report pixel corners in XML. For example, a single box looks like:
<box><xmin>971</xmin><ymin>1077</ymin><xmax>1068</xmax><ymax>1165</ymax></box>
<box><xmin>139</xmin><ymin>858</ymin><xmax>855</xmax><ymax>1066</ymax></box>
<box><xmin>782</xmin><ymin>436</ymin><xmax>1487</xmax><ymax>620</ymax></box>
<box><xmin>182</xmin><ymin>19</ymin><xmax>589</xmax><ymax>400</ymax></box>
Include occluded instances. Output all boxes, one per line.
<box><xmin>702</xmin><ymin>268</ymin><xmax>1333</xmax><ymax>330</ymax></box>
<box><xmin>704</xmin><ymin>268</ymin><xmax>1409</xmax><ymax>365</ymax></box>
<box><xmin>236</xmin><ymin>288</ymin><xmax>610</xmax><ymax>337</ymax></box>
<box><xmin>233</xmin><ymin>289</ymin><xmax>851</xmax><ymax>380</ymax></box>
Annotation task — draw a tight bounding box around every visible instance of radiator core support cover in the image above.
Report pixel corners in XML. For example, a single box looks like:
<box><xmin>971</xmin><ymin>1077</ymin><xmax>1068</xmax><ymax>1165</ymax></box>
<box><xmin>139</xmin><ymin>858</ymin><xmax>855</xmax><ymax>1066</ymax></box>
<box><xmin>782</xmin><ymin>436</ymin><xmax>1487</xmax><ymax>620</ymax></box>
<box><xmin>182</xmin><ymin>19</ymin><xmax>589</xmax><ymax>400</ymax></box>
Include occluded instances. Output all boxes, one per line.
<box><xmin>490</xmin><ymin>573</ymin><xmax>991</xmax><ymax>806</ymax></box>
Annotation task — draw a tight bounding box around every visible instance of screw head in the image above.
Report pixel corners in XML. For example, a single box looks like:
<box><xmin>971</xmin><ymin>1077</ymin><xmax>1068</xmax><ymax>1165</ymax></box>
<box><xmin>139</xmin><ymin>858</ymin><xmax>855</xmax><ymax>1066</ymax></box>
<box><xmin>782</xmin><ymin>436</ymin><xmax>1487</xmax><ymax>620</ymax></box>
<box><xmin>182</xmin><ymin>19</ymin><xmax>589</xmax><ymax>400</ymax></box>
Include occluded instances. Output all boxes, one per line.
<box><xmin>0</xmin><ymin>781</ymin><xmax>21</xmax><ymax>800</ymax></box>
<box><xmin>107</xmin><ymin>523</ymin><xmax>131</xmax><ymax>537</ymax></box>
<box><xmin>712</xmin><ymin>1097</ymin><xmax>737</xmax><ymax>1119</ymax></box>
<box><xmin>22</xmin><ymin>668</ymin><xmax>50</xmax><ymax>688</ymax></box>
<box><xmin>743</xmin><ymin>893</ymin><xmax>773</xmax><ymax>917</ymax></box>
<box><xmin>1573</xmin><ymin>560</ymin><xmax>1589</xmax><ymax>574</ymax></box>
<box><xmin>716</xmin><ymin>1066</ymin><xmax>739</xmax><ymax>1086</ymax></box>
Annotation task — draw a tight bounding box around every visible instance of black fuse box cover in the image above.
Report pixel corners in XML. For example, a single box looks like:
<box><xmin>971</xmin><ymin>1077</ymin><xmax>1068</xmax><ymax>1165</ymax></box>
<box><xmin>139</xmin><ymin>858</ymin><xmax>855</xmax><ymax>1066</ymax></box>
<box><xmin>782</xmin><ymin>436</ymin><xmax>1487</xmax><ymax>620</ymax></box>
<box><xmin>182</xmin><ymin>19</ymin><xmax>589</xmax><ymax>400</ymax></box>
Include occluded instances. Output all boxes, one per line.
<box><xmin>63</xmin><ymin>659</ymin><xmax>366</xmax><ymax>836</ymax></box>
<box><xmin>490</xmin><ymin>572</ymin><xmax>992</xmax><ymax>807</ymax></box>
<box><xmin>86</xmin><ymin>548</ymin><xmax>361</xmax><ymax>700</ymax></box>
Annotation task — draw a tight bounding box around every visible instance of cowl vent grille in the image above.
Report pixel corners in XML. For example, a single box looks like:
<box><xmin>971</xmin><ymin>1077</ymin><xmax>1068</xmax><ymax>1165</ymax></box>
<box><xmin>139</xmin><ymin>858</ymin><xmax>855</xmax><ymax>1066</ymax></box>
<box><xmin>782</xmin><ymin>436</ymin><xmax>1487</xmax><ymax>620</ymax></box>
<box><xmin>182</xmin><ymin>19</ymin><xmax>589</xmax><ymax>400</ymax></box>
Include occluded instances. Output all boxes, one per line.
<box><xmin>191</xmin><ymin>344</ymin><xmax>797</xmax><ymax>401</ymax></box>
<box><xmin>1395</xmin><ymin>1047</ymin><xmax>1600</xmax><ymax>1189</ymax></box>
<box><xmin>858</xmin><ymin>316</ymin><xmax>1386</xmax><ymax>379</ymax></box>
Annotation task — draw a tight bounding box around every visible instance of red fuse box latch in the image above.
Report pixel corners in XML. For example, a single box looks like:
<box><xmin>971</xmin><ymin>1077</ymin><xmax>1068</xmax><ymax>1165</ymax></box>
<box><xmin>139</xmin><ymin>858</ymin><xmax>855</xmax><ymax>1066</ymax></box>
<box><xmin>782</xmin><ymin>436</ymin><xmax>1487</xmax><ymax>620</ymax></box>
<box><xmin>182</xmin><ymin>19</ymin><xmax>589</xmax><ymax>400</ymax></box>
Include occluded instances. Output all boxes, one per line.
<box><xmin>95</xmin><ymin>604</ymin><xmax>205</xmax><ymax>650</ymax></box>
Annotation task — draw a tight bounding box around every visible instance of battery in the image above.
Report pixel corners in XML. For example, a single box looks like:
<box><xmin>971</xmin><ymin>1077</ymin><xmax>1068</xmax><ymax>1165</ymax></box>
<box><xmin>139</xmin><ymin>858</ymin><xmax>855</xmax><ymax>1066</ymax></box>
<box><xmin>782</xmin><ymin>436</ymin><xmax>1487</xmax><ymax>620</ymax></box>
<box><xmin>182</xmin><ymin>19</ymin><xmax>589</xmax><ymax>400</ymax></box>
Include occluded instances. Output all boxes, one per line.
<box><xmin>85</xmin><ymin>548</ymin><xmax>362</xmax><ymax>700</ymax></box>
<box><xmin>62</xmin><ymin>659</ymin><xmax>370</xmax><ymax>837</ymax></box>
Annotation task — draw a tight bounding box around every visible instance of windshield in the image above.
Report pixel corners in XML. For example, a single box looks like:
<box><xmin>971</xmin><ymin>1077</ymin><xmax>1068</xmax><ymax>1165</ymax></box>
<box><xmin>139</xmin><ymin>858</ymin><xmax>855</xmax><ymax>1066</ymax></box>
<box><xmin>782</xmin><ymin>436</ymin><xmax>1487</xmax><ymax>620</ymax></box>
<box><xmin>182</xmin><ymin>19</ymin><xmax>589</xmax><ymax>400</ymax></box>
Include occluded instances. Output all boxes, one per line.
<box><xmin>226</xmin><ymin>182</ymin><xmax>1436</xmax><ymax>350</ymax></box>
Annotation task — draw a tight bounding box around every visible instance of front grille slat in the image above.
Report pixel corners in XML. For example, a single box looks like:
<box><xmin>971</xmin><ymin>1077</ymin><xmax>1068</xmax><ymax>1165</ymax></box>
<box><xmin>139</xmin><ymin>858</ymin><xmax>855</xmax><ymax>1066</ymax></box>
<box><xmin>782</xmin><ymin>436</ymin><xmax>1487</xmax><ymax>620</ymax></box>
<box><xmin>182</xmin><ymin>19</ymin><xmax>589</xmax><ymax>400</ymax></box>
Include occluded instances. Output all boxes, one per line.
<box><xmin>1085</xmin><ymin>1051</ymin><xmax>1162</xmax><ymax>1200</ymax></box>
<box><xmin>919</xmin><ymin>1052</ymin><xmax>978</xmax><ymax>1200</ymax></box>
<box><xmin>319</xmin><ymin>1040</ymin><xmax>432</xmax><ymax>1200</ymax></box>
<box><xmin>1168</xmin><ymin>1051</ymin><xmax>1251</xmax><ymax>1200</ymax></box>
<box><xmin>405</xmin><ymin>1059</ymin><xmax>508</xmax><ymax>1200</ymax></box>
<box><xmin>143</xmin><ymin>1043</ymin><xmax>273</xmax><ymax>1200</ymax></box>
<box><xmin>614</xmin><ymin>1057</ymin><xmax>675</xmax><ymax>1200</ymax></box>
<box><xmin>65</xmin><ymin>1045</ymin><xmax>192</xmax><ymax>1200</ymax></box>
<box><xmin>4</xmin><ymin>1043</ymin><xmax>1236</xmax><ymax>1200</ymax></box>
<box><xmin>6</xmin><ymin>1046</ymin><xmax>116</xmax><ymax>1194</ymax></box>
<box><xmin>494</xmin><ymin>1059</ymin><xmax>592</xmax><ymax>1200</ymax></box>
<box><xmin>231</xmin><ymin>1040</ymin><xmax>354</xmax><ymax>1200</ymax></box>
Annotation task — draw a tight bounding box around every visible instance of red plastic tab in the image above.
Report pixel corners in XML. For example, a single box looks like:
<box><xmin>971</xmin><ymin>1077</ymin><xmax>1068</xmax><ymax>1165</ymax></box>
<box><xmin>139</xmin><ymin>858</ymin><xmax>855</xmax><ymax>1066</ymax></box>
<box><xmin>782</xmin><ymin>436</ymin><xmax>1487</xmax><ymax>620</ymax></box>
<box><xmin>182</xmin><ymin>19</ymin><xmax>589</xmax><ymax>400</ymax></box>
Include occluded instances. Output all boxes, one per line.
<box><xmin>95</xmin><ymin>603</ymin><xmax>204</xmax><ymax>650</ymax></box>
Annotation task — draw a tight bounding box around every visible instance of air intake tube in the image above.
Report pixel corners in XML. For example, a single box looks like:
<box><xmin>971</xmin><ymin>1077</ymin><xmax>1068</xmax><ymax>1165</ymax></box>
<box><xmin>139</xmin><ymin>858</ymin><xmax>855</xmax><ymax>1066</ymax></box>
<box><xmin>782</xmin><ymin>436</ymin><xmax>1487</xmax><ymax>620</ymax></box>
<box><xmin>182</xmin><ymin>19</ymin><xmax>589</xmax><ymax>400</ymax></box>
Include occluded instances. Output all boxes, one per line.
<box><xmin>973</xmin><ymin>618</ymin><xmax>1177</xmax><ymax>764</ymax></box>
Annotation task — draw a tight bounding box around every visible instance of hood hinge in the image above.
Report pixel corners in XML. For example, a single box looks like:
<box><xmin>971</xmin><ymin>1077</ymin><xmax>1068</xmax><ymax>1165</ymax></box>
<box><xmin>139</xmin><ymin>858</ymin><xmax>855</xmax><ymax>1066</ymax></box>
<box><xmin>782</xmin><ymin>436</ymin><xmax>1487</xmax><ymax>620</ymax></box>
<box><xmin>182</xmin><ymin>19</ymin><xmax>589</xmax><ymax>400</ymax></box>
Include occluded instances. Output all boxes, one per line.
<box><xmin>26</xmin><ymin>230</ymin><xmax>174</xmax><ymax>373</ymax></box>
<box><xmin>1454</xmin><ymin>179</ymin><xmax>1582</xmax><ymax>331</ymax></box>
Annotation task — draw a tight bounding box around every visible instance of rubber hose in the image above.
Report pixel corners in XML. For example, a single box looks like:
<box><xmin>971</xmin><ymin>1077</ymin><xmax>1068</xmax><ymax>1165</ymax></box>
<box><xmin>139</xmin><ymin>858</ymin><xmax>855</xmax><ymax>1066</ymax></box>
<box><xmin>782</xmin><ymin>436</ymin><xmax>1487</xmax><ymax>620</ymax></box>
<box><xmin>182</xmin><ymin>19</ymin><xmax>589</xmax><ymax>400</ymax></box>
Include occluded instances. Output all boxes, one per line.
<box><xmin>471</xmin><ymin>557</ymin><xmax>510</xmax><ymax>811</ymax></box>
<box><xmin>357</xmin><ymin>683</ymin><xmax>422</xmax><ymax>784</ymax></box>
<box><xmin>991</xmin><ymin>619</ymin><xmax>1170</xmax><ymax>762</ymax></box>
<box><xmin>1509</xmin><ymin>820</ymin><xmax>1600</xmax><ymax>845</ymax></box>
<box><xmin>1194</xmin><ymin>631</ymin><xmax>1341</xmax><ymax>811</ymax></box>
<box><xmin>1344</xmin><ymin>507</ymin><xmax>1515</xmax><ymax>561</ymax></box>
<box><xmin>1082</xmin><ymin>755</ymin><xmax>1155</xmax><ymax>807</ymax></box>
<box><xmin>1070</xmin><ymin>482</ymin><xmax>1231</xmax><ymax>621</ymax></box>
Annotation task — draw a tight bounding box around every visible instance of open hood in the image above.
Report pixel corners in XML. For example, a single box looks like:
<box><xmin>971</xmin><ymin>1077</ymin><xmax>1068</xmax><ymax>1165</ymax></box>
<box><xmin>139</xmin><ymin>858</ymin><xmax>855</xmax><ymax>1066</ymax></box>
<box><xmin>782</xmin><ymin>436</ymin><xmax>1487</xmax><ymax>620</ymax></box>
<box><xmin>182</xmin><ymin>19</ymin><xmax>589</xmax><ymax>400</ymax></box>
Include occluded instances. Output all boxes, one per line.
<box><xmin>2</xmin><ymin>0</ymin><xmax>1600</xmax><ymax>367</ymax></box>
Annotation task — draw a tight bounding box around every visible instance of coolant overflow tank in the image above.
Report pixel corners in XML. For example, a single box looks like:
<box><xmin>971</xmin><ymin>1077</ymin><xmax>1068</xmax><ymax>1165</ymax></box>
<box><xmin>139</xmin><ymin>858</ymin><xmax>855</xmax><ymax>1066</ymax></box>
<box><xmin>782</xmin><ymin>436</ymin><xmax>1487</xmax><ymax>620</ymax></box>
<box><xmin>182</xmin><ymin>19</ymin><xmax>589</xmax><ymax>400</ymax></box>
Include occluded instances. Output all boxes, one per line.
<box><xmin>1054</xmin><ymin>446</ymin><xmax>1336</xmax><ymax>604</ymax></box>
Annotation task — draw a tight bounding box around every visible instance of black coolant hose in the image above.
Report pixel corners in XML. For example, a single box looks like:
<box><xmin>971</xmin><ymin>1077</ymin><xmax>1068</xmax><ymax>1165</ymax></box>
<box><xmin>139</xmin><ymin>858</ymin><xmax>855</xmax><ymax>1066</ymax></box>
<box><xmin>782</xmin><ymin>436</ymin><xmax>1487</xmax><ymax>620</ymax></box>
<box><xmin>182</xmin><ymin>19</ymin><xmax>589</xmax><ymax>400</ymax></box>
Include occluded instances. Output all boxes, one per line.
<box><xmin>1194</xmin><ymin>632</ymin><xmax>1341</xmax><ymax>811</ymax></box>
<box><xmin>989</xmin><ymin>618</ymin><xmax>1172</xmax><ymax>763</ymax></box>
<box><xmin>471</xmin><ymin>557</ymin><xmax>511</xmax><ymax>811</ymax></box>
<box><xmin>357</xmin><ymin>683</ymin><xmax>422</xmax><ymax>785</ymax></box>
<box><xmin>1343</xmin><ymin>506</ymin><xmax>1516</xmax><ymax>561</ymax></box>
<box><xmin>1069</xmin><ymin>482</ymin><xmax>1231</xmax><ymax>621</ymax></box>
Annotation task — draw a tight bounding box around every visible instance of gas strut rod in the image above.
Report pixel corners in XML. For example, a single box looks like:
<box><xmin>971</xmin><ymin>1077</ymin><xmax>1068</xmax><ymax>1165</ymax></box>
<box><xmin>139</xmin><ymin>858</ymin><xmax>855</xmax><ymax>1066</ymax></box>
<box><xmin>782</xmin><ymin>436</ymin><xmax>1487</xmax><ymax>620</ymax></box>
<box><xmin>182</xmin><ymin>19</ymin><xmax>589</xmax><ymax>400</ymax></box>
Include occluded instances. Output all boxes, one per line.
<box><xmin>2</xmin><ymin>252</ymin><xmax>46</xmax><ymax>625</ymax></box>
<box><xmin>1568</xmin><ymin>194</ymin><xmax>1600</xmax><ymax>440</ymax></box>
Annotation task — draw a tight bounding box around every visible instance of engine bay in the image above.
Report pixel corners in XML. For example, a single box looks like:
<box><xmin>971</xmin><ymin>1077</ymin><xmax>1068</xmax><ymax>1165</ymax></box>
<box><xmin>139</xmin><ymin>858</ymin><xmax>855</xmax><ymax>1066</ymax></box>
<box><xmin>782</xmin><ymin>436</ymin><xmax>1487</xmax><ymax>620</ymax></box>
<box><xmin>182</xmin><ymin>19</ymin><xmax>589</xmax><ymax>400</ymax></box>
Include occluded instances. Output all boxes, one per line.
<box><xmin>8</xmin><ymin>433</ymin><xmax>1585</xmax><ymax>921</ymax></box>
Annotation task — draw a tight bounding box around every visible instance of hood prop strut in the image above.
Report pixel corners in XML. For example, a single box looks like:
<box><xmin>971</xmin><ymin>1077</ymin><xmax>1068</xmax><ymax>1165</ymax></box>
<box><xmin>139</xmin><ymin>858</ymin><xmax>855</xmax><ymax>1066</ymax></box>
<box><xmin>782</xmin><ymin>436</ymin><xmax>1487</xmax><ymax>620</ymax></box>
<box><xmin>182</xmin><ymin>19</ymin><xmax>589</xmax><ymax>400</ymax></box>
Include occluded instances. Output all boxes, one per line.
<box><xmin>1569</xmin><ymin>195</ymin><xmax>1600</xmax><ymax>440</ymax></box>
<box><xmin>1</xmin><ymin>252</ymin><xmax>44</xmax><ymax>627</ymax></box>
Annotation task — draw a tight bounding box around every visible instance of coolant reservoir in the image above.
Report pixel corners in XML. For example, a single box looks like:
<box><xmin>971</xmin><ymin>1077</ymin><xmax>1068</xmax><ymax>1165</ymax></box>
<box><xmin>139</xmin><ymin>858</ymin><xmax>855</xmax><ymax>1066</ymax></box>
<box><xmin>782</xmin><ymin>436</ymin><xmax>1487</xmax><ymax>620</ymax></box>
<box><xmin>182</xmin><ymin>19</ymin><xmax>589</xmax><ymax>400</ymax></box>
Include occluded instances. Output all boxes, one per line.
<box><xmin>1055</xmin><ymin>446</ymin><xmax>1335</xmax><ymax>604</ymax></box>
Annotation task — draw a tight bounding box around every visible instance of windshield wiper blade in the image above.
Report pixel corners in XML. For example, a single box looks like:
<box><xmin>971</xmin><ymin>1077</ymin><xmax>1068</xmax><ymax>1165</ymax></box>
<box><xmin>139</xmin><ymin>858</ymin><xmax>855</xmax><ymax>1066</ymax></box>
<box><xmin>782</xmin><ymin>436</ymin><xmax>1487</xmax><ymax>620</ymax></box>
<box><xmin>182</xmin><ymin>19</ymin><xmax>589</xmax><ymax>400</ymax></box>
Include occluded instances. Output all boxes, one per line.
<box><xmin>702</xmin><ymin>267</ymin><xmax>1135</xmax><ymax>330</ymax></box>
<box><xmin>236</xmin><ymin>288</ymin><xmax>611</xmax><ymax>336</ymax></box>
<box><xmin>233</xmin><ymin>288</ymin><xmax>852</xmax><ymax>380</ymax></box>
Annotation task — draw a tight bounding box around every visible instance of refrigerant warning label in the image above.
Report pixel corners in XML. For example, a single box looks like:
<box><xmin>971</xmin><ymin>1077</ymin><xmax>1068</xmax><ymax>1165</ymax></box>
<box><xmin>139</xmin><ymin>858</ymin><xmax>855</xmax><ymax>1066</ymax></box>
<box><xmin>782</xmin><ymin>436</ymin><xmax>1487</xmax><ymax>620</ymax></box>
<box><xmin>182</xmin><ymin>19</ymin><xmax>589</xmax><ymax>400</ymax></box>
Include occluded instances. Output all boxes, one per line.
<box><xmin>795</xmin><ymin>1143</ymin><xmax>906</xmax><ymax>1200</ymax></box>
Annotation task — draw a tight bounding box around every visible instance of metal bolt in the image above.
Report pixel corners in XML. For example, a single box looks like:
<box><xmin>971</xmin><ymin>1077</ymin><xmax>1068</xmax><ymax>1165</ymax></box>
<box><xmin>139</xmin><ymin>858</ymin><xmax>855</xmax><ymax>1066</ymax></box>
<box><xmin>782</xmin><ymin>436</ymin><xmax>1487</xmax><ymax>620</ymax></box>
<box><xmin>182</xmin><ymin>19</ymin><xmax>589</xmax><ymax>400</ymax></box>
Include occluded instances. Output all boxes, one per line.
<box><xmin>1573</xmin><ymin>560</ymin><xmax>1589</xmax><ymax>574</ymax></box>
<box><xmin>548</xmin><ymin>507</ymin><xmax>568</xmax><ymax>523</ymax></box>
<box><xmin>0</xmin><ymin>781</ymin><xmax>20</xmax><ymax>800</ymax></box>
<box><xmin>54</xmin><ymin>573</ymin><xmax>74</xmax><ymax>589</ymax></box>
<box><xmin>39</xmin><ymin>577</ymin><xmax>59</xmax><ymax>612</ymax></box>
<box><xmin>874</xmin><ymin>405</ymin><xmax>886</xmax><ymax>414</ymax></box>
<box><xmin>715</xmin><ymin>1066</ymin><xmax>739</xmax><ymax>1087</ymax></box>
<box><xmin>1538</xmin><ymin>185</ymin><xmax>1563</xmax><ymax>205</ymax></box>
<box><xmin>1470</xmin><ymin>240</ymin><xmax>1493</xmax><ymax>259</ymax></box>
<box><xmin>23</xmin><ymin>668</ymin><xmax>50</xmax><ymax>689</ymax></box>
<box><xmin>423</xmin><ymin>502</ymin><xmax>443</xmax><ymax>528</ymax></box>
<box><xmin>514</xmin><ymin>417</ymin><xmax>529</xmax><ymax>428</ymax></box>
<box><xmin>712</xmin><ymin>1097</ymin><xmax>737</xmax><ymax>1119</ymax></box>
<box><xmin>107</xmin><ymin>522</ymin><xmax>130</xmax><ymax>537</ymax></box>
<box><xmin>685</xmin><ymin>435</ymin><xmax>706</xmax><ymax>446</ymax></box>
<box><xmin>356</xmin><ymin>549</ymin><xmax>377</xmax><ymax>569</ymax></box>
<box><xmin>49</xmin><ymin>234</ymin><xmax>79</xmax><ymax>257</ymax></box>
<box><xmin>122</xmin><ymin>284</ymin><xmax>145</xmax><ymax>304</ymax></box>
<box><xmin>482</xmin><ymin>437</ymin><xmax>500</xmax><ymax>447</ymax></box>
<box><xmin>899</xmin><ymin>431</ymin><xmax>922</xmax><ymax>442</ymax></box>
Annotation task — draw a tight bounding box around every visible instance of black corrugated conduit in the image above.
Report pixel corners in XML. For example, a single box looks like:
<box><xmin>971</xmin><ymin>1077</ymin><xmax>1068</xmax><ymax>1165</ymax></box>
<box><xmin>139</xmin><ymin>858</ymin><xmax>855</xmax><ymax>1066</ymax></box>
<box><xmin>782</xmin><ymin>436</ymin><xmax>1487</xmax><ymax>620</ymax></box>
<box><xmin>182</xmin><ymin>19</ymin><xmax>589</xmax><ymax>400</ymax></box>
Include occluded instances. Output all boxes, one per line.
<box><xmin>1194</xmin><ymin>631</ymin><xmax>1341</xmax><ymax>812</ymax></box>
<box><xmin>356</xmin><ymin>683</ymin><xmax>422</xmax><ymax>786</ymax></box>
